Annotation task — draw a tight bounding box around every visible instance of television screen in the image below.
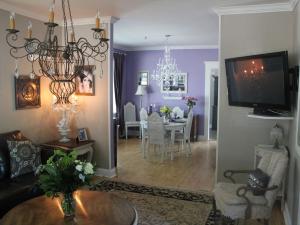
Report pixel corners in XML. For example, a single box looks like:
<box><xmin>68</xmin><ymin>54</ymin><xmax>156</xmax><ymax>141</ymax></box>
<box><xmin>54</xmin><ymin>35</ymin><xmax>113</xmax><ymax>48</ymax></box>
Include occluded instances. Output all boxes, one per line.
<box><xmin>225</xmin><ymin>51</ymin><xmax>290</xmax><ymax>110</ymax></box>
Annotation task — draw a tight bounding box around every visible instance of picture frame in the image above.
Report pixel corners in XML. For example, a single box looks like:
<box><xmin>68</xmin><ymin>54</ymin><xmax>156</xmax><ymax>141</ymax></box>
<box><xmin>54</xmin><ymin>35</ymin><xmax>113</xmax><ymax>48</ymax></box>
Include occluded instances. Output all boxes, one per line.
<box><xmin>138</xmin><ymin>71</ymin><xmax>149</xmax><ymax>86</ymax></box>
<box><xmin>75</xmin><ymin>65</ymin><xmax>96</xmax><ymax>96</ymax></box>
<box><xmin>161</xmin><ymin>73</ymin><xmax>188</xmax><ymax>94</ymax></box>
<box><xmin>15</xmin><ymin>75</ymin><xmax>41</xmax><ymax>110</ymax></box>
<box><xmin>77</xmin><ymin>128</ymin><xmax>88</xmax><ymax>142</ymax></box>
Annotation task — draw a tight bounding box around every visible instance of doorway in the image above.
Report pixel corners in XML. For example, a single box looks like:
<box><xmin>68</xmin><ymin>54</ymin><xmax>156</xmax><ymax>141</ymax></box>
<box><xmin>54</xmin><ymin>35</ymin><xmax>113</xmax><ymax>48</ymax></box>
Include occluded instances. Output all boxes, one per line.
<box><xmin>204</xmin><ymin>61</ymin><xmax>219</xmax><ymax>141</ymax></box>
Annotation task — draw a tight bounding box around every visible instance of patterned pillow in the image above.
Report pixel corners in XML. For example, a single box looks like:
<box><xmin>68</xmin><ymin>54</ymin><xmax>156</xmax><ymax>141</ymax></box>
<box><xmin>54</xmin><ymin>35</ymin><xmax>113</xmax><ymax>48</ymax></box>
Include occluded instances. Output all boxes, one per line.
<box><xmin>7</xmin><ymin>140</ymin><xmax>41</xmax><ymax>179</ymax></box>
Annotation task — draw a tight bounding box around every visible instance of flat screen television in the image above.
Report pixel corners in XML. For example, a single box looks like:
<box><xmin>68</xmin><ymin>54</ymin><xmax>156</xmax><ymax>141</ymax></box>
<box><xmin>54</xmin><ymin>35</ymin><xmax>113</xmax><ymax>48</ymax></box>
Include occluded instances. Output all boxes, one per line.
<box><xmin>225</xmin><ymin>51</ymin><xmax>290</xmax><ymax>114</ymax></box>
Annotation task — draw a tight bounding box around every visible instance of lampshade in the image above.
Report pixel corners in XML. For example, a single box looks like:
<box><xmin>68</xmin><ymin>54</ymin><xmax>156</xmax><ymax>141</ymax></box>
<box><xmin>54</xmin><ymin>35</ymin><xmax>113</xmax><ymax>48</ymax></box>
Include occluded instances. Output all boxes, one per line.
<box><xmin>135</xmin><ymin>85</ymin><xmax>146</xmax><ymax>96</ymax></box>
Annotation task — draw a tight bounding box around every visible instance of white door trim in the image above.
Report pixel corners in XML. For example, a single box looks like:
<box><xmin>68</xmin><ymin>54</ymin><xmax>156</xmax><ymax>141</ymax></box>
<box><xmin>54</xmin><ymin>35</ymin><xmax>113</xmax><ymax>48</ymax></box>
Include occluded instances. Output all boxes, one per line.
<box><xmin>204</xmin><ymin>61</ymin><xmax>219</xmax><ymax>141</ymax></box>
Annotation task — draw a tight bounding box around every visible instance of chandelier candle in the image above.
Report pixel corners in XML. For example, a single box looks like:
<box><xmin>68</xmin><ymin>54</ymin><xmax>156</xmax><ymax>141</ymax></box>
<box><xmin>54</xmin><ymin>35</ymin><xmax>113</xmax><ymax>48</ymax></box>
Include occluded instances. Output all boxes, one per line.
<box><xmin>96</xmin><ymin>10</ymin><xmax>100</xmax><ymax>29</ymax></box>
<box><xmin>27</xmin><ymin>21</ymin><xmax>32</xmax><ymax>39</ymax></box>
<box><xmin>9</xmin><ymin>12</ymin><xmax>15</xmax><ymax>30</ymax></box>
<box><xmin>49</xmin><ymin>1</ymin><xmax>55</xmax><ymax>23</ymax></box>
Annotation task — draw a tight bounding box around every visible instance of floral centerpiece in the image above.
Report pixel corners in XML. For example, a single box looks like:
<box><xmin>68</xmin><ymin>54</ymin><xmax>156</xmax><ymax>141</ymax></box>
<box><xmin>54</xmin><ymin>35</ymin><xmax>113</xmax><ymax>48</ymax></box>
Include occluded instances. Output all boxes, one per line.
<box><xmin>182</xmin><ymin>96</ymin><xmax>197</xmax><ymax>112</ymax></box>
<box><xmin>37</xmin><ymin>150</ymin><xmax>94</xmax><ymax>217</ymax></box>
<box><xmin>160</xmin><ymin>105</ymin><xmax>172</xmax><ymax>121</ymax></box>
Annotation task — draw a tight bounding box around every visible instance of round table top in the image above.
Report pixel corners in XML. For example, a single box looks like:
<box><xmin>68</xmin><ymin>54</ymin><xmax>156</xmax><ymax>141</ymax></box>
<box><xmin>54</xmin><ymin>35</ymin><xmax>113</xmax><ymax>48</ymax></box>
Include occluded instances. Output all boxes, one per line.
<box><xmin>1</xmin><ymin>190</ymin><xmax>137</xmax><ymax>225</ymax></box>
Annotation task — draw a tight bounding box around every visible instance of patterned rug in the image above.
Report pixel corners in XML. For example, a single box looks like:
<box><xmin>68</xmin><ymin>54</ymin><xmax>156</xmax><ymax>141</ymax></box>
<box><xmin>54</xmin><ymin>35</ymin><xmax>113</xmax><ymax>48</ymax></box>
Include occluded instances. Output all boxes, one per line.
<box><xmin>91</xmin><ymin>180</ymin><xmax>220</xmax><ymax>225</ymax></box>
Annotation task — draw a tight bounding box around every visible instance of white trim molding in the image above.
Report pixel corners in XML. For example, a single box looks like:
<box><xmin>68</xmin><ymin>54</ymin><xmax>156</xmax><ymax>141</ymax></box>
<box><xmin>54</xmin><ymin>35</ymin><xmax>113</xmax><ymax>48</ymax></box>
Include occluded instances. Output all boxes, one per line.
<box><xmin>123</xmin><ymin>45</ymin><xmax>218</xmax><ymax>52</ymax></box>
<box><xmin>95</xmin><ymin>167</ymin><xmax>117</xmax><ymax>178</ymax></box>
<box><xmin>63</xmin><ymin>16</ymin><xmax>119</xmax><ymax>26</ymax></box>
<box><xmin>283</xmin><ymin>203</ymin><xmax>292</xmax><ymax>225</ymax></box>
<box><xmin>204</xmin><ymin>61</ymin><xmax>219</xmax><ymax>141</ymax></box>
<box><xmin>214</xmin><ymin>0</ymin><xmax>299</xmax><ymax>15</ymax></box>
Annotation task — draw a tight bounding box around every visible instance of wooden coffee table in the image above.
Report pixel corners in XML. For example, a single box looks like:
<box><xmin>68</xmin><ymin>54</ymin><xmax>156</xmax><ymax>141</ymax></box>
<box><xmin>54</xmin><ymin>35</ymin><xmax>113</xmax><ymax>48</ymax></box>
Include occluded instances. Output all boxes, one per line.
<box><xmin>1</xmin><ymin>190</ymin><xmax>138</xmax><ymax>225</ymax></box>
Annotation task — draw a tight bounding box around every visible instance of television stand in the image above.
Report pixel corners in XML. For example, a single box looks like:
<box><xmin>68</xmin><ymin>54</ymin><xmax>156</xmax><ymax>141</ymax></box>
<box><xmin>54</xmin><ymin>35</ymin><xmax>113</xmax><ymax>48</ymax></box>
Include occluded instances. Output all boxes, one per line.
<box><xmin>253</xmin><ymin>108</ymin><xmax>280</xmax><ymax>116</ymax></box>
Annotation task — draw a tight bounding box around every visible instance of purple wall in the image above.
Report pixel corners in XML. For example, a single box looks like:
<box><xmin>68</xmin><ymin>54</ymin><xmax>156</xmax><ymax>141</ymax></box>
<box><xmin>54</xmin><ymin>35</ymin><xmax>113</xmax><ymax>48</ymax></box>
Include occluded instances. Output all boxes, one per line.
<box><xmin>122</xmin><ymin>49</ymin><xmax>218</xmax><ymax>136</ymax></box>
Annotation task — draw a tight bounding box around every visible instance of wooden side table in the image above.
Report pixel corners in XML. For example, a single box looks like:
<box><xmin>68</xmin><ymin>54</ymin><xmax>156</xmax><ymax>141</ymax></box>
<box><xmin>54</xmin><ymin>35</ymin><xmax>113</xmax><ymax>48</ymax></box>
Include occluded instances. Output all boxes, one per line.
<box><xmin>1</xmin><ymin>190</ymin><xmax>138</xmax><ymax>225</ymax></box>
<box><xmin>40</xmin><ymin>139</ymin><xmax>94</xmax><ymax>163</ymax></box>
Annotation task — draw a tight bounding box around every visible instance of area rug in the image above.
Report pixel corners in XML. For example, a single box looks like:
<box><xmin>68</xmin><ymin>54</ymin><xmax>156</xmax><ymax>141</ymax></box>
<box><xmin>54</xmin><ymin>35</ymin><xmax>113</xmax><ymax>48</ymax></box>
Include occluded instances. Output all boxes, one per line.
<box><xmin>91</xmin><ymin>180</ymin><xmax>218</xmax><ymax>225</ymax></box>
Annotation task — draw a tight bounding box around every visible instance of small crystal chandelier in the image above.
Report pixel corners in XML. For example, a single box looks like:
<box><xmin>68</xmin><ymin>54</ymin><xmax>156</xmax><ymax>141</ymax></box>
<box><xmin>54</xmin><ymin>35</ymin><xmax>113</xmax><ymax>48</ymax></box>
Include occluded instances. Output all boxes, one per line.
<box><xmin>151</xmin><ymin>35</ymin><xmax>181</xmax><ymax>91</ymax></box>
<box><xmin>5</xmin><ymin>0</ymin><xmax>109</xmax><ymax>104</ymax></box>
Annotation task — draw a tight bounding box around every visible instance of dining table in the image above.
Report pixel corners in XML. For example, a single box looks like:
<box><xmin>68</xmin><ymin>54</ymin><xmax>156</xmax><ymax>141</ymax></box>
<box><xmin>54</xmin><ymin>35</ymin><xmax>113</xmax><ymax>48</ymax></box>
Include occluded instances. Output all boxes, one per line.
<box><xmin>140</xmin><ymin>119</ymin><xmax>186</xmax><ymax>160</ymax></box>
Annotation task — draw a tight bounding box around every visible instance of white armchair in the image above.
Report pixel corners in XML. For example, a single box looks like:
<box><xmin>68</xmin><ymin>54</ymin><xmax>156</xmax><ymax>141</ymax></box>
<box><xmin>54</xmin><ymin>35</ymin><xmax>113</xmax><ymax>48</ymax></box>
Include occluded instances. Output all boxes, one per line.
<box><xmin>171</xmin><ymin>106</ymin><xmax>184</xmax><ymax>119</ymax></box>
<box><xmin>213</xmin><ymin>150</ymin><xmax>289</xmax><ymax>225</ymax></box>
<box><xmin>124</xmin><ymin>102</ymin><xmax>140</xmax><ymax>139</ymax></box>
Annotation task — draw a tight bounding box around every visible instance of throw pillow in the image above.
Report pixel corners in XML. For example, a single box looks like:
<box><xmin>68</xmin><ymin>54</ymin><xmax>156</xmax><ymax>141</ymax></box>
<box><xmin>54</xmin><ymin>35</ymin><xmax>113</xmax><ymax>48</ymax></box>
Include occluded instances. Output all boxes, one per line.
<box><xmin>247</xmin><ymin>168</ymin><xmax>270</xmax><ymax>196</ymax></box>
<box><xmin>7</xmin><ymin>140</ymin><xmax>41</xmax><ymax>179</ymax></box>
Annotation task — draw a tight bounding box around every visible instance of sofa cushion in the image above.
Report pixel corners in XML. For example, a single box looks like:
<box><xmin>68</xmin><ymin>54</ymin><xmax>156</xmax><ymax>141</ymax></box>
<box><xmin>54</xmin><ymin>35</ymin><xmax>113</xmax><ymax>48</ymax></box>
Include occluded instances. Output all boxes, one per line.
<box><xmin>0</xmin><ymin>131</ymin><xmax>27</xmax><ymax>179</ymax></box>
<box><xmin>7</xmin><ymin>140</ymin><xmax>41</xmax><ymax>179</ymax></box>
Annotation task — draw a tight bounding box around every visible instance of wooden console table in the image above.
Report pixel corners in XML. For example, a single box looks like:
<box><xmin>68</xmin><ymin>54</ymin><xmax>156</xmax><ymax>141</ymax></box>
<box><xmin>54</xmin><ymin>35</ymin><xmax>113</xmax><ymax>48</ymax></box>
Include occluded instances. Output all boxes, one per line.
<box><xmin>40</xmin><ymin>139</ymin><xmax>94</xmax><ymax>163</ymax></box>
<box><xmin>1</xmin><ymin>190</ymin><xmax>138</xmax><ymax>225</ymax></box>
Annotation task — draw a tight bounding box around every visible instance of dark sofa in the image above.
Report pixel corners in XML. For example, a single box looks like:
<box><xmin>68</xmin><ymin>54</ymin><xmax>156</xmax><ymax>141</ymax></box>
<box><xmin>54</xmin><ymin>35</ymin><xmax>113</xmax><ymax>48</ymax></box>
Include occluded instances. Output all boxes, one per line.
<box><xmin>0</xmin><ymin>130</ymin><xmax>42</xmax><ymax>217</ymax></box>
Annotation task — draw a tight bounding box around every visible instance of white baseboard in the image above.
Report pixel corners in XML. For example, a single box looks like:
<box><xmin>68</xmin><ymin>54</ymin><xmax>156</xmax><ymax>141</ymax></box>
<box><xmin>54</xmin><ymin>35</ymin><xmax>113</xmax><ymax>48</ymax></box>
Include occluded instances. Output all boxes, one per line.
<box><xmin>283</xmin><ymin>203</ymin><xmax>292</xmax><ymax>225</ymax></box>
<box><xmin>197</xmin><ymin>135</ymin><xmax>207</xmax><ymax>141</ymax></box>
<box><xmin>95</xmin><ymin>167</ymin><xmax>117</xmax><ymax>178</ymax></box>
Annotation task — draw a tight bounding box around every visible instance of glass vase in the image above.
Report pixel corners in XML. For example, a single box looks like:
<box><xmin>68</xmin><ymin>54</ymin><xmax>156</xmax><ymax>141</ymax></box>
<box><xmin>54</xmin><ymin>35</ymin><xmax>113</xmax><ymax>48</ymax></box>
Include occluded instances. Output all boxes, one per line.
<box><xmin>61</xmin><ymin>192</ymin><xmax>76</xmax><ymax>217</ymax></box>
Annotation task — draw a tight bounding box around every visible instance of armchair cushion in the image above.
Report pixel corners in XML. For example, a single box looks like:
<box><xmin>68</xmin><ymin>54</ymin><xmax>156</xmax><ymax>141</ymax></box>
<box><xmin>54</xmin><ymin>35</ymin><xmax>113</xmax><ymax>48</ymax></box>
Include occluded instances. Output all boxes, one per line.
<box><xmin>247</xmin><ymin>168</ymin><xmax>270</xmax><ymax>196</ymax></box>
<box><xmin>214</xmin><ymin>182</ymin><xmax>268</xmax><ymax>206</ymax></box>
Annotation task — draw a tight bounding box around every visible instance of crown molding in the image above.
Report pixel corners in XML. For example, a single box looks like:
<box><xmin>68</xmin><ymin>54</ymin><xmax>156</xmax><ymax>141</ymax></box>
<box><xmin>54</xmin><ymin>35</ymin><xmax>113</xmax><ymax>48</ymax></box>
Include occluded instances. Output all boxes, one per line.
<box><xmin>213</xmin><ymin>0</ymin><xmax>299</xmax><ymax>16</ymax></box>
<box><xmin>66</xmin><ymin>16</ymin><xmax>119</xmax><ymax>26</ymax></box>
<box><xmin>0</xmin><ymin>1</ymin><xmax>47</xmax><ymax>21</ymax></box>
<box><xmin>119</xmin><ymin>45</ymin><xmax>219</xmax><ymax>51</ymax></box>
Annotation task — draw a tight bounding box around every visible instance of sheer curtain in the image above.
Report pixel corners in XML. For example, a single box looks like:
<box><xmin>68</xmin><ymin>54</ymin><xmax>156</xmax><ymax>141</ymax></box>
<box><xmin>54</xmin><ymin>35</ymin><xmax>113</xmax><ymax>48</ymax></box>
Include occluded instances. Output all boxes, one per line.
<box><xmin>113</xmin><ymin>52</ymin><xmax>125</xmax><ymax>136</ymax></box>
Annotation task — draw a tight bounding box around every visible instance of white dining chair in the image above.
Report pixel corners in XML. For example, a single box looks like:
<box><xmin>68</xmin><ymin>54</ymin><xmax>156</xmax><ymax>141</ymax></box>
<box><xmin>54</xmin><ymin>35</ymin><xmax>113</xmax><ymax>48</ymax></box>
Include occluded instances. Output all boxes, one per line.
<box><xmin>171</xmin><ymin>106</ymin><xmax>184</xmax><ymax>119</ymax></box>
<box><xmin>175</xmin><ymin>111</ymin><xmax>193</xmax><ymax>155</ymax></box>
<box><xmin>124</xmin><ymin>102</ymin><xmax>140</xmax><ymax>139</ymax></box>
<box><xmin>139</xmin><ymin>108</ymin><xmax>148</xmax><ymax>151</ymax></box>
<box><xmin>146</xmin><ymin>112</ymin><xmax>171</xmax><ymax>161</ymax></box>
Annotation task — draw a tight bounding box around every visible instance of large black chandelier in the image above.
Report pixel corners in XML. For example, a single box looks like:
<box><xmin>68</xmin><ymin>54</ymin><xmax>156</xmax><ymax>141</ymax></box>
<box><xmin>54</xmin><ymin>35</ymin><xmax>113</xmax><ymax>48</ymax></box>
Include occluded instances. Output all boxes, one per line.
<box><xmin>5</xmin><ymin>0</ymin><xmax>109</xmax><ymax>104</ymax></box>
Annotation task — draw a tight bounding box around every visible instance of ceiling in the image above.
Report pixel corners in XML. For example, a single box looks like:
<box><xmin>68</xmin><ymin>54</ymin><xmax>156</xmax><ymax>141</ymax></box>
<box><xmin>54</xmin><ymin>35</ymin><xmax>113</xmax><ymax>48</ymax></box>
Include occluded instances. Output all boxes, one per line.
<box><xmin>0</xmin><ymin>0</ymin><xmax>289</xmax><ymax>49</ymax></box>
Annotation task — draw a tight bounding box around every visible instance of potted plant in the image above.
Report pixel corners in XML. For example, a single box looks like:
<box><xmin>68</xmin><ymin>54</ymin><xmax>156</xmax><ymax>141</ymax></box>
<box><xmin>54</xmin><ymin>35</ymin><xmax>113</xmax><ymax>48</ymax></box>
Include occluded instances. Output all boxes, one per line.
<box><xmin>182</xmin><ymin>96</ymin><xmax>197</xmax><ymax>112</ymax></box>
<box><xmin>160</xmin><ymin>105</ymin><xmax>172</xmax><ymax>122</ymax></box>
<box><xmin>37</xmin><ymin>150</ymin><xmax>94</xmax><ymax>218</ymax></box>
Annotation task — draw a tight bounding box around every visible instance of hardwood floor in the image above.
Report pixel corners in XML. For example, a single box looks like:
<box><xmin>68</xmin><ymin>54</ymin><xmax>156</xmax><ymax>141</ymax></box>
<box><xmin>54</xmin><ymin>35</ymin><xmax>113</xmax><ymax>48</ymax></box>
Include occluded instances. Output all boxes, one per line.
<box><xmin>115</xmin><ymin>138</ymin><xmax>216</xmax><ymax>192</ymax></box>
<box><xmin>114</xmin><ymin>138</ymin><xmax>285</xmax><ymax>225</ymax></box>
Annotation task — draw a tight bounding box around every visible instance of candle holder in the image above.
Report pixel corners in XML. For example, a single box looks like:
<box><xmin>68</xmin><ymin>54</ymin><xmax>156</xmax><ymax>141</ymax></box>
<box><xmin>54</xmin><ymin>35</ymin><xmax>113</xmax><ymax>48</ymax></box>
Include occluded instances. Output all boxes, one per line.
<box><xmin>91</xmin><ymin>28</ymin><xmax>104</xmax><ymax>33</ymax></box>
<box><xmin>6</xmin><ymin>29</ymin><xmax>19</xmax><ymax>34</ymax></box>
<box><xmin>44</xmin><ymin>22</ymin><xmax>59</xmax><ymax>28</ymax></box>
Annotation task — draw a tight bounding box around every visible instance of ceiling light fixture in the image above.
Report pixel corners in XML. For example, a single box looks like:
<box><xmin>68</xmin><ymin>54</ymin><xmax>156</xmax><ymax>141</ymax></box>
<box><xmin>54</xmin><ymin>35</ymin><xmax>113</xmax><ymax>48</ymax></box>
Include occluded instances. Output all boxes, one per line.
<box><xmin>5</xmin><ymin>0</ymin><xmax>109</xmax><ymax>104</ymax></box>
<box><xmin>151</xmin><ymin>35</ymin><xmax>181</xmax><ymax>91</ymax></box>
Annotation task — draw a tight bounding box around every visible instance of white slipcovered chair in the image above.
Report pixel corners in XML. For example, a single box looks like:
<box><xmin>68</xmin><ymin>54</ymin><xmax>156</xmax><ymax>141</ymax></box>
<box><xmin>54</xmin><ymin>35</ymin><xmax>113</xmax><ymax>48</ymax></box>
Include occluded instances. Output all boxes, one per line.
<box><xmin>171</xmin><ymin>106</ymin><xmax>184</xmax><ymax>119</ymax></box>
<box><xmin>124</xmin><ymin>102</ymin><xmax>140</xmax><ymax>139</ymax></box>
<box><xmin>146</xmin><ymin>112</ymin><xmax>171</xmax><ymax>161</ymax></box>
<box><xmin>213</xmin><ymin>150</ymin><xmax>289</xmax><ymax>225</ymax></box>
<box><xmin>175</xmin><ymin>111</ymin><xmax>193</xmax><ymax>155</ymax></box>
<box><xmin>139</xmin><ymin>108</ymin><xmax>148</xmax><ymax>151</ymax></box>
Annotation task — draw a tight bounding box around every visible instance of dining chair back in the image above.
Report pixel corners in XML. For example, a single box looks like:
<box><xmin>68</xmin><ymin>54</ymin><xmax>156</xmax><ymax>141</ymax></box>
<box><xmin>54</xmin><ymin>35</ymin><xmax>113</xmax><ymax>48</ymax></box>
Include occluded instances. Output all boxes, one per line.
<box><xmin>139</xmin><ymin>108</ymin><xmax>148</xmax><ymax>121</ymax></box>
<box><xmin>184</xmin><ymin>111</ymin><xmax>194</xmax><ymax>140</ymax></box>
<box><xmin>147</xmin><ymin>112</ymin><xmax>165</xmax><ymax>145</ymax></box>
<box><xmin>171</xmin><ymin>106</ymin><xmax>184</xmax><ymax>119</ymax></box>
<box><xmin>124</xmin><ymin>102</ymin><xmax>136</xmax><ymax>122</ymax></box>
<box><xmin>124</xmin><ymin>102</ymin><xmax>140</xmax><ymax>139</ymax></box>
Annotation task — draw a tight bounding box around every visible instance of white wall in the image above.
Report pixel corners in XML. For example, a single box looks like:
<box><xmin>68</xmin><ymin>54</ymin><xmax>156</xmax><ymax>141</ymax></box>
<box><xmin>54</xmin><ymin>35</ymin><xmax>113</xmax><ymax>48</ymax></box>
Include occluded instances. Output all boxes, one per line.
<box><xmin>217</xmin><ymin>12</ymin><xmax>295</xmax><ymax>183</ymax></box>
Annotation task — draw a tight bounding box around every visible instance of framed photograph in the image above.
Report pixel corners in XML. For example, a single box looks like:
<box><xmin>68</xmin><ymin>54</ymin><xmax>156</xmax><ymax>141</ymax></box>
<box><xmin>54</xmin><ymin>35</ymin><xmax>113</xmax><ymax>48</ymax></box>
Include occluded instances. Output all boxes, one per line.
<box><xmin>77</xmin><ymin>128</ymin><xmax>88</xmax><ymax>142</ymax></box>
<box><xmin>75</xmin><ymin>65</ymin><xmax>95</xmax><ymax>96</ymax></box>
<box><xmin>138</xmin><ymin>71</ymin><xmax>149</xmax><ymax>86</ymax></box>
<box><xmin>15</xmin><ymin>75</ymin><xmax>41</xmax><ymax>110</ymax></box>
<box><xmin>161</xmin><ymin>73</ymin><xmax>188</xmax><ymax>94</ymax></box>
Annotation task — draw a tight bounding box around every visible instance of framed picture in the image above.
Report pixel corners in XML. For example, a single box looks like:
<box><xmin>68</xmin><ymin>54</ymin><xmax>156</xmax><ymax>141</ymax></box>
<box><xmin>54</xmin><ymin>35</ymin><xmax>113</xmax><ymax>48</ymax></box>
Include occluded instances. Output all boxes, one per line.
<box><xmin>15</xmin><ymin>75</ymin><xmax>41</xmax><ymax>110</ymax></box>
<box><xmin>161</xmin><ymin>73</ymin><xmax>188</xmax><ymax>94</ymax></box>
<box><xmin>77</xmin><ymin>128</ymin><xmax>88</xmax><ymax>142</ymax></box>
<box><xmin>138</xmin><ymin>71</ymin><xmax>149</xmax><ymax>86</ymax></box>
<box><xmin>75</xmin><ymin>65</ymin><xmax>95</xmax><ymax>96</ymax></box>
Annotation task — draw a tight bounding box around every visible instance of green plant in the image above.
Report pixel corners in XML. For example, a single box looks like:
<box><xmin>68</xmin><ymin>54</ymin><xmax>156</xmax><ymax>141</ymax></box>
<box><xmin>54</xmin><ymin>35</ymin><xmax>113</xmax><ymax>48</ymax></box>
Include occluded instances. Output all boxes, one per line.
<box><xmin>37</xmin><ymin>150</ymin><xmax>94</xmax><ymax>198</ymax></box>
<box><xmin>160</xmin><ymin>105</ymin><xmax>172</xmax><ymax>117</ymax></box>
